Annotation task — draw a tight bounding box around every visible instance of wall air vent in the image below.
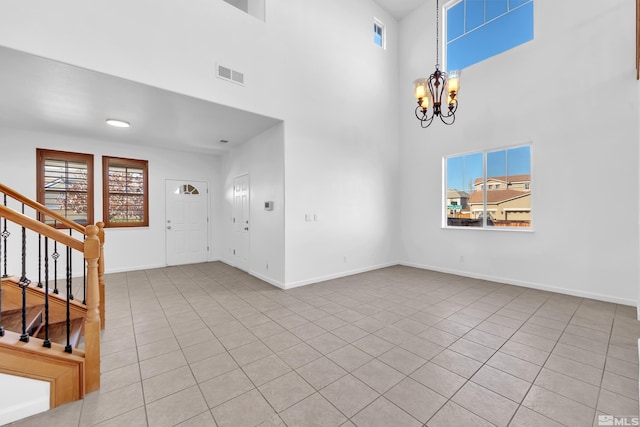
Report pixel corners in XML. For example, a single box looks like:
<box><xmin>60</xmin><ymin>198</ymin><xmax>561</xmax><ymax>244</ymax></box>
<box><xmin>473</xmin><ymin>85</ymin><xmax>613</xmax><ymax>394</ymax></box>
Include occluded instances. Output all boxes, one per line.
<box><xmin>217</xmin><ymin>64</ymin><xmax>245</xmax><ymax>86</ymax></box>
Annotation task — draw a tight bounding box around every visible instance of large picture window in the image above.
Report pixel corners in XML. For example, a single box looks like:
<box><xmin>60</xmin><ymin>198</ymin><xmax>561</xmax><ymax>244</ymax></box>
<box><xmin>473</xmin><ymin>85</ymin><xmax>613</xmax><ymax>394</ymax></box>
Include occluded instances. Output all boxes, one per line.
<box><xmin>445</xmin><ymin>145</ymin><xmax>531</xmax><ymax>228</ymax></box>
<box><xmin>102</xmin><ymin>156</ymin><xmax>148</xmax><ymax>228</ymax></box>
<box><xmin>445</xmin><ymin>0</ymin><xmax>534</xmax><ymax>71</ymax></box>
<box><xmin>36</xmin><ymin>149</ymin><xmax>94</xmax><ymax>227</ymax></box>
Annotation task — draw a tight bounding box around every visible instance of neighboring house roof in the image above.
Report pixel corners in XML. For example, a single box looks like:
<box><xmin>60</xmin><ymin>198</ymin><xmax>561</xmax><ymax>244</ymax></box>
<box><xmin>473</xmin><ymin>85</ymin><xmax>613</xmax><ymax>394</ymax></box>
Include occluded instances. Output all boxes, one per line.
<box><xmin>468</xmin><ymin>189</ymin><xmax>530</xmax><ymax>204</ymax></box>
<box><xmin>473</xmin><ymin>174</ymin><xmax>531</xmax><ymax>186</ymax></box>
<box><xmin>446</xmin><ymin>189</ymin><xmax>469</xmax><ymax>198</ymax></box>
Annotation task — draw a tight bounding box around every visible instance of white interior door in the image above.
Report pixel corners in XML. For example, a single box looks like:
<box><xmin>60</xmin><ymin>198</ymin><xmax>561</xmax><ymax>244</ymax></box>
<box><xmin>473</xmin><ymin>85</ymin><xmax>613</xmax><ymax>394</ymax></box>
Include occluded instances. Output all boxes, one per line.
<box><xmin>165</xmin><ymin>180</ymin><xmax>208</xmax><ymax>266</ymax></box>
<box><xmin>233</xmin><ymin>174</ymin><xmax>250</xmax><ymax>271</ymax></box>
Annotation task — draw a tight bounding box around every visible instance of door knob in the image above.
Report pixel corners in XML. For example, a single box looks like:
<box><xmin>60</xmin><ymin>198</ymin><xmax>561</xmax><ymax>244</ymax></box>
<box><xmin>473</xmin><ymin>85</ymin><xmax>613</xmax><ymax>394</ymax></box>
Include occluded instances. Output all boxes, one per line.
<box><xmin>244</xmin><ymin>227</ymin><xmax>249</xmax><ymax>231</ymax></box>
<box><xmin>167</xmin><ymin>226</ymin><xmax>172</xmax><ymax>230</ymax></box>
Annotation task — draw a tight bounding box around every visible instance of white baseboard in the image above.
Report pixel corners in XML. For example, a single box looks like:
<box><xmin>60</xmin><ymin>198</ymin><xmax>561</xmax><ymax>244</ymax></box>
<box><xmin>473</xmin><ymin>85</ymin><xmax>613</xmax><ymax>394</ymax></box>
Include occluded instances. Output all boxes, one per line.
<box><xmin>282</xmin><ymin>261</ymin><xmax>399</xmax><ymax>290</ymax></box>
<box><xmin>401</xmin><ymin>261</ymin><xmax>637</xmax><ymax>307</ymax></box>
<box><xmin>250</xmin><ymin>271</ymin><xmax>286</xmax><ymax>289</ymax></box>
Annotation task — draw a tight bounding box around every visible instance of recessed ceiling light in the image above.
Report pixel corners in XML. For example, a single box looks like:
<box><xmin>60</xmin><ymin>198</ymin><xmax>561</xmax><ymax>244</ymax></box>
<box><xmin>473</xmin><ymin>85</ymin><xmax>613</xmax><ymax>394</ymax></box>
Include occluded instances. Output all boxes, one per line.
<box><xmin>106</xmin><ymin>119</ymin><xmax>130</xmax><ymax>128</ymax></box>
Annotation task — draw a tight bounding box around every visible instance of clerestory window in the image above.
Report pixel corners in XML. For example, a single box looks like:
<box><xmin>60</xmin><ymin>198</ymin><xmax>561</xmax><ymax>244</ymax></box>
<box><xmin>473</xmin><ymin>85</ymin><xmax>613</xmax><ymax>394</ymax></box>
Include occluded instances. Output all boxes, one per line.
<box><xmin>445</xmin><ymin>0</ymin><xmax>534</xmax><ymax>71</ymax></box>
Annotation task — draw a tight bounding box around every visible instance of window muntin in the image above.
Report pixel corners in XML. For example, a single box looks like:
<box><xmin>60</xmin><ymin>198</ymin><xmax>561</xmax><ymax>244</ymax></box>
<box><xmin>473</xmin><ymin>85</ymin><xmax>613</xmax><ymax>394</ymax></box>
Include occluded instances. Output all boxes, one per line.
<box><xmin>445</xmin><ymin>0</ymin><xmax>534</xmax><ymax>71</ymax></box>
<box><xmin>37</xmin><ymin>149</ymin><xmax>94</xmax><ymax>227</ymax></box>
<box><xmin>102</xmin><ymin>157</ymin><xmax>148</xmax><ymax>228</ymax></box>
<box><xmin>445</xmin><ymin>145</ymin><xmax>531</xmax><ymax>228</ymax></box>
<box><xmin>374</xmin><ymin>19</ymin><xmax>385</xmax><ymax>49</ymax></box>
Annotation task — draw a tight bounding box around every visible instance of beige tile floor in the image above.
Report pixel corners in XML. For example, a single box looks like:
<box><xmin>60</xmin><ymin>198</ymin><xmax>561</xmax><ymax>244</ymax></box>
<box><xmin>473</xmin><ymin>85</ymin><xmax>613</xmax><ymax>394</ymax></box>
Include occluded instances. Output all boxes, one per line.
<box><xmin>9</xmin><ymin>262</ymin><xmax>640</xmax><ymax>426</ymax></box>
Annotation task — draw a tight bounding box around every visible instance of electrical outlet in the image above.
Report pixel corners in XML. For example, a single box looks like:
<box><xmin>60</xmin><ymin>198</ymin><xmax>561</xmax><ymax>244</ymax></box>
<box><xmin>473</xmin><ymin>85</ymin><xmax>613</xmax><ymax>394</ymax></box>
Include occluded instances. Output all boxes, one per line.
<box><xmin>343</xmin><ymin>256</ymin><xmax>347</xmax><ymax>263</ymax></box>
<box><xmin>460</xmin><ymin>255</ymin><xmax>464</xmax><ymax>263</ymax></box>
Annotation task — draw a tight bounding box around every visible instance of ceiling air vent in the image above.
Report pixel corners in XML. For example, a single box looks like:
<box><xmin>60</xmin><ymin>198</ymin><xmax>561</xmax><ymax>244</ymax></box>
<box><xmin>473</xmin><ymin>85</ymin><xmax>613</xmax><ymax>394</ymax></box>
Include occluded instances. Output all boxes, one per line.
<box><xmin>217</xmin><ymin>64</ymin><xmax>245</xmax><ymax>86</ymax></box>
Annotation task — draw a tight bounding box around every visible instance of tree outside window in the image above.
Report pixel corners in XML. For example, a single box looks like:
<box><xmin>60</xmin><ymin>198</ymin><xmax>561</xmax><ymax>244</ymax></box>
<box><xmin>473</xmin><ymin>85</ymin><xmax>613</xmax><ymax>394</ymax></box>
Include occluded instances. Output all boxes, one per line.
<box><xmin>102</xmin><ymin>157</ymin><xmax>148</xmax><ymax>227</ymax></box>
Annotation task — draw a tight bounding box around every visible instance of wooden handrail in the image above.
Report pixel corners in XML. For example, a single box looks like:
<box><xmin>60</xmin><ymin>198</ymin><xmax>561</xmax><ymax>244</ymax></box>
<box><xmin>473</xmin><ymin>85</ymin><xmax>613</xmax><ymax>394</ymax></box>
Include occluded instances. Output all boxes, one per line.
<box><xmin>0</xmin><ymin>205</ymin><xmax>83</xmax><ymax>252</ymax></box>
<box><xmin>0</xmin><ymin>183</ymin><xmax>86</xmax><ymax>235</ymax></box>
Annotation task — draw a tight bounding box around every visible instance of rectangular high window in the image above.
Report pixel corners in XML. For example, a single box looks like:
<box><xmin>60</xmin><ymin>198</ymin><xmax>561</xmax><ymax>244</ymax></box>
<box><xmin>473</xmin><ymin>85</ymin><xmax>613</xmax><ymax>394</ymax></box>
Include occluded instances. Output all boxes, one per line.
<box><xmin>102</xmin><ymin>157</ymin><xmax>148</xmax><ymax>228</ymax></box>
<box><xmin>445</xmin><ymin>145</ymin><xmax>532</xmax><ymax>229</ymax></box>
<box><xmin>445</xmin><ymin>0</ymin><xmax>534</xmax><ymax>71</ymax></box>
<box><xmin>374</xmin><ymin>19</ymin><xmax>386</xmax><ymax>49</ymax></box>
<box><xmin>36</xmin><ymin>149</ymin><xmax>94</xmax><ymax>227</ymax></box>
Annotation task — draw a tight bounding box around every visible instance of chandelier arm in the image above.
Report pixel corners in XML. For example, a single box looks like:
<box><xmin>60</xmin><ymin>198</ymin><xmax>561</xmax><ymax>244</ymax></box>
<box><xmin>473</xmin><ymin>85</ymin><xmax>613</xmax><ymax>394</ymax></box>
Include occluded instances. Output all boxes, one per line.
<box><xmin>421</xmin><ymin>114</ymin><xmax>436</xmax><ymax>128</ymax></box>
<box><xmin>440</xmin><ymin>100</ymin><xmax>458</xmax><ymax>118</ymax></box>
<box><xmin>415</xmin><ymin>105</ymin><xmax>435</xmax><ymax>125</ymax></box>
<box><xmin>439</xmin><ymin>113</ymin><xmax>456</xmax><ymax>125</ymax></box>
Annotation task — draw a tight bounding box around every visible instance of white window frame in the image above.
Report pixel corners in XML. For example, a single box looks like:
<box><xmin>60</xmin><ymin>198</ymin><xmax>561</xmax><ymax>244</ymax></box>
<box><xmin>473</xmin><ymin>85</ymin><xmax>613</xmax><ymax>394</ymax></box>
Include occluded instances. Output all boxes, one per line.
<box><xmin>443</xmin><ymin>143</ymin><xmax>533</xmax><ymax>231</ymax></box>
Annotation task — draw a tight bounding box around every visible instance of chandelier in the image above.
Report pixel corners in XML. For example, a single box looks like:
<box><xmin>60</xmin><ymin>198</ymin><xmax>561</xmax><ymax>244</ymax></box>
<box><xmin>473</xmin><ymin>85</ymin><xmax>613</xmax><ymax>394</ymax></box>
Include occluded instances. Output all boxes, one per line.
<box><xmin>413</xmin><ymin>0</ymin><xmax>461</xmax><ymax>127</ymax></box>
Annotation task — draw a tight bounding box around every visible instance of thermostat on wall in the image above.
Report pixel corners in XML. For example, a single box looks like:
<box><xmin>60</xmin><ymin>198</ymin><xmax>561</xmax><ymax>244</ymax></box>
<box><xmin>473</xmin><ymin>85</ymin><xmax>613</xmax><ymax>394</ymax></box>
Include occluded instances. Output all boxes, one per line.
<box><xmin>264</xmin><ymin>201</ymin><xmax>274</xmax><ymax>211</ymax></box>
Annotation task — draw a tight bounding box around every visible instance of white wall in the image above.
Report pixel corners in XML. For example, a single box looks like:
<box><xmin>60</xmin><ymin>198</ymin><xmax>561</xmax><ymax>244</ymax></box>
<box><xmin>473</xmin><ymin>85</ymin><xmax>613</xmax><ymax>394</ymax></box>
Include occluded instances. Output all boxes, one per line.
<box><xmin>0</xmin><ymin>127</ymin><xmax>221</xmax><ymax>277</ymax></box>
<box><xmin>3</xmin><ymin>0</ymin><xmax>634</xmax><ymax>305</ymax></box>
<box><xmin>0</xmin><ymin>0</ymin><xmax>402</xmax><ymax>288</ymax></box>
<box><xmin>272</xmin><ymin>2</ymin><xmax>402</xmax><ymax>286</ymax></box>
<box><xmin>0</xmin><ymin>373</ymin><xmax>49</xmax><ymax>425</ymax></box>
<box><xmin>220</xmin><ymin>123</ymin><xmax>285</xmax><ymax>286</ymax></box>
<box><xmin>399</xmin><ymin>0</ymin><xmax>639</xmax><ymax>304</ymax></box>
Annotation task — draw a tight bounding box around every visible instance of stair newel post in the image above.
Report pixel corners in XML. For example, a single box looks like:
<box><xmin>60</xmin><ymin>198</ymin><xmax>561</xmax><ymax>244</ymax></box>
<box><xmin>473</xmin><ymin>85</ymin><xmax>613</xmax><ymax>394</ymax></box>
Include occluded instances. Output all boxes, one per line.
<box><xmin>97</xmin><ymin>222</ymin><xmax>105</xmax><ymax>330</ymax></box>
<box><xmin>84</xmin><ymin>224</ymin><xmax>101</xmax><ymax>393</ymax></box>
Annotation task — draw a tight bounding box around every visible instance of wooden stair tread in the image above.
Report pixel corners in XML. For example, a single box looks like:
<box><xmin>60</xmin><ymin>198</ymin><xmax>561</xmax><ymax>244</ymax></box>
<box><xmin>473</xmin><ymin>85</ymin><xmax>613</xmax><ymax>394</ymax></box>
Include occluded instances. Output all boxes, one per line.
<box><xmin>1</xmin><ymin>305</ymin><xmax>43</xmax><ymax>335</ymax></box>
<box><xmin>35</xmin><ymin>318</ymin><xmax>84</xmax><ymax>349</ymax></box>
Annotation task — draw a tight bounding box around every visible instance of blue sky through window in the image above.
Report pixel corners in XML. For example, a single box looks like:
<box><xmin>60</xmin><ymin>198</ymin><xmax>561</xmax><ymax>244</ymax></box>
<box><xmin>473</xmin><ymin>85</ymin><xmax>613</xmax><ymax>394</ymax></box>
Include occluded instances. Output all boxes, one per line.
<box><xmin>446</xmin><ymin>0</ymin><xmax>533</xmax><ymax>71</ymax></box>
<box><xmin>447</xmin><ymin>146</ymin><xmax>531</xmax><ymax>191</ymax></box>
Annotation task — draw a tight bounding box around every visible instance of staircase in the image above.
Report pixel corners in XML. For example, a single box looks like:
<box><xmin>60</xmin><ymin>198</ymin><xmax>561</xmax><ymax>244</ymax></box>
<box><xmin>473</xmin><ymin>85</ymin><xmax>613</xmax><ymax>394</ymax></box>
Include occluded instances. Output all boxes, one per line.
<box><xmin>0</xmin><ymin>183</ymin><xmax>105</xmax><ymax>414</ymax></box>
<box><xmin>1</xmin><ymin>279</ymin><xmax>86</xmax><ymax>349</ymax></box>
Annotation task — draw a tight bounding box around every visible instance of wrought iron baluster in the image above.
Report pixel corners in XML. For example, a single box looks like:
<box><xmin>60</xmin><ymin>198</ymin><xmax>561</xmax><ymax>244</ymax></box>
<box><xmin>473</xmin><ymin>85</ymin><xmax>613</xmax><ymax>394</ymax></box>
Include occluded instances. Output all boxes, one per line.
<box><xmin>37</xmin><ymin>212</ymin><xmax>43</xmax><ymax>288</ymax></box>
<box><xmin>19</xmin><ymin>281</ymin><xmax>28</xmax><ymax>343</ymax></box>
<box><xmin>68</xmin><ymin>229</ymin><xmax>73</xmax><ymax>300</ymax></box>
<box><xmin>19</xmin><ymin>203</ymin><xmax>28</xmax><ymax>285</ymax></box>
<box><xmin>53</xmin><ymin>221</ymin><xmax>59</xmax><ymax>294</ymax></box>
<box><xmin>64</xmin><ymin>245</ymin><xmax>72</xmax><ymax>353</ymax></box>
<box><xmin>0</xmin><ymin>208</ymin><xmax>4</xmax><ymax>337</ymax></box>
<box><xmin>2</xmin><ymin>194</ymin><xmax>9</xmax><ymax>278</ymax></box>
<box><xmin>43</xmin><ymin>236</ymin><xmax>50</xmax><ymax>348</ymax></box>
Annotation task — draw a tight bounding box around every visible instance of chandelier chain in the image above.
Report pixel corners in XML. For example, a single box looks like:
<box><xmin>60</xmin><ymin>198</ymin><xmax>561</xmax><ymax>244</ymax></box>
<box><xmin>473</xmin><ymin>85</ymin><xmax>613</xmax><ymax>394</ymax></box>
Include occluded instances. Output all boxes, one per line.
<box><xmin>435</xmin><ymin>0</ymin><xmax>440</xmax><ymax>69</ymax></box>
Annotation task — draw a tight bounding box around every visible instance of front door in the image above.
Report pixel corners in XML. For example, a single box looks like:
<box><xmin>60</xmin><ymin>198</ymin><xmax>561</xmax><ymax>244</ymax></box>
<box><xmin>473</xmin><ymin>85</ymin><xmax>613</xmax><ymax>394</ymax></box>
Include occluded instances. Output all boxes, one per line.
<box><xmin>232</xmin><ymin>174</ymin><xmax>250</xmax><ymax>271</ymax></box>
<box><xmin>165</xmin><ymin>180</ymin><xmax>208</xmax><ymax>266</ymax></box>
